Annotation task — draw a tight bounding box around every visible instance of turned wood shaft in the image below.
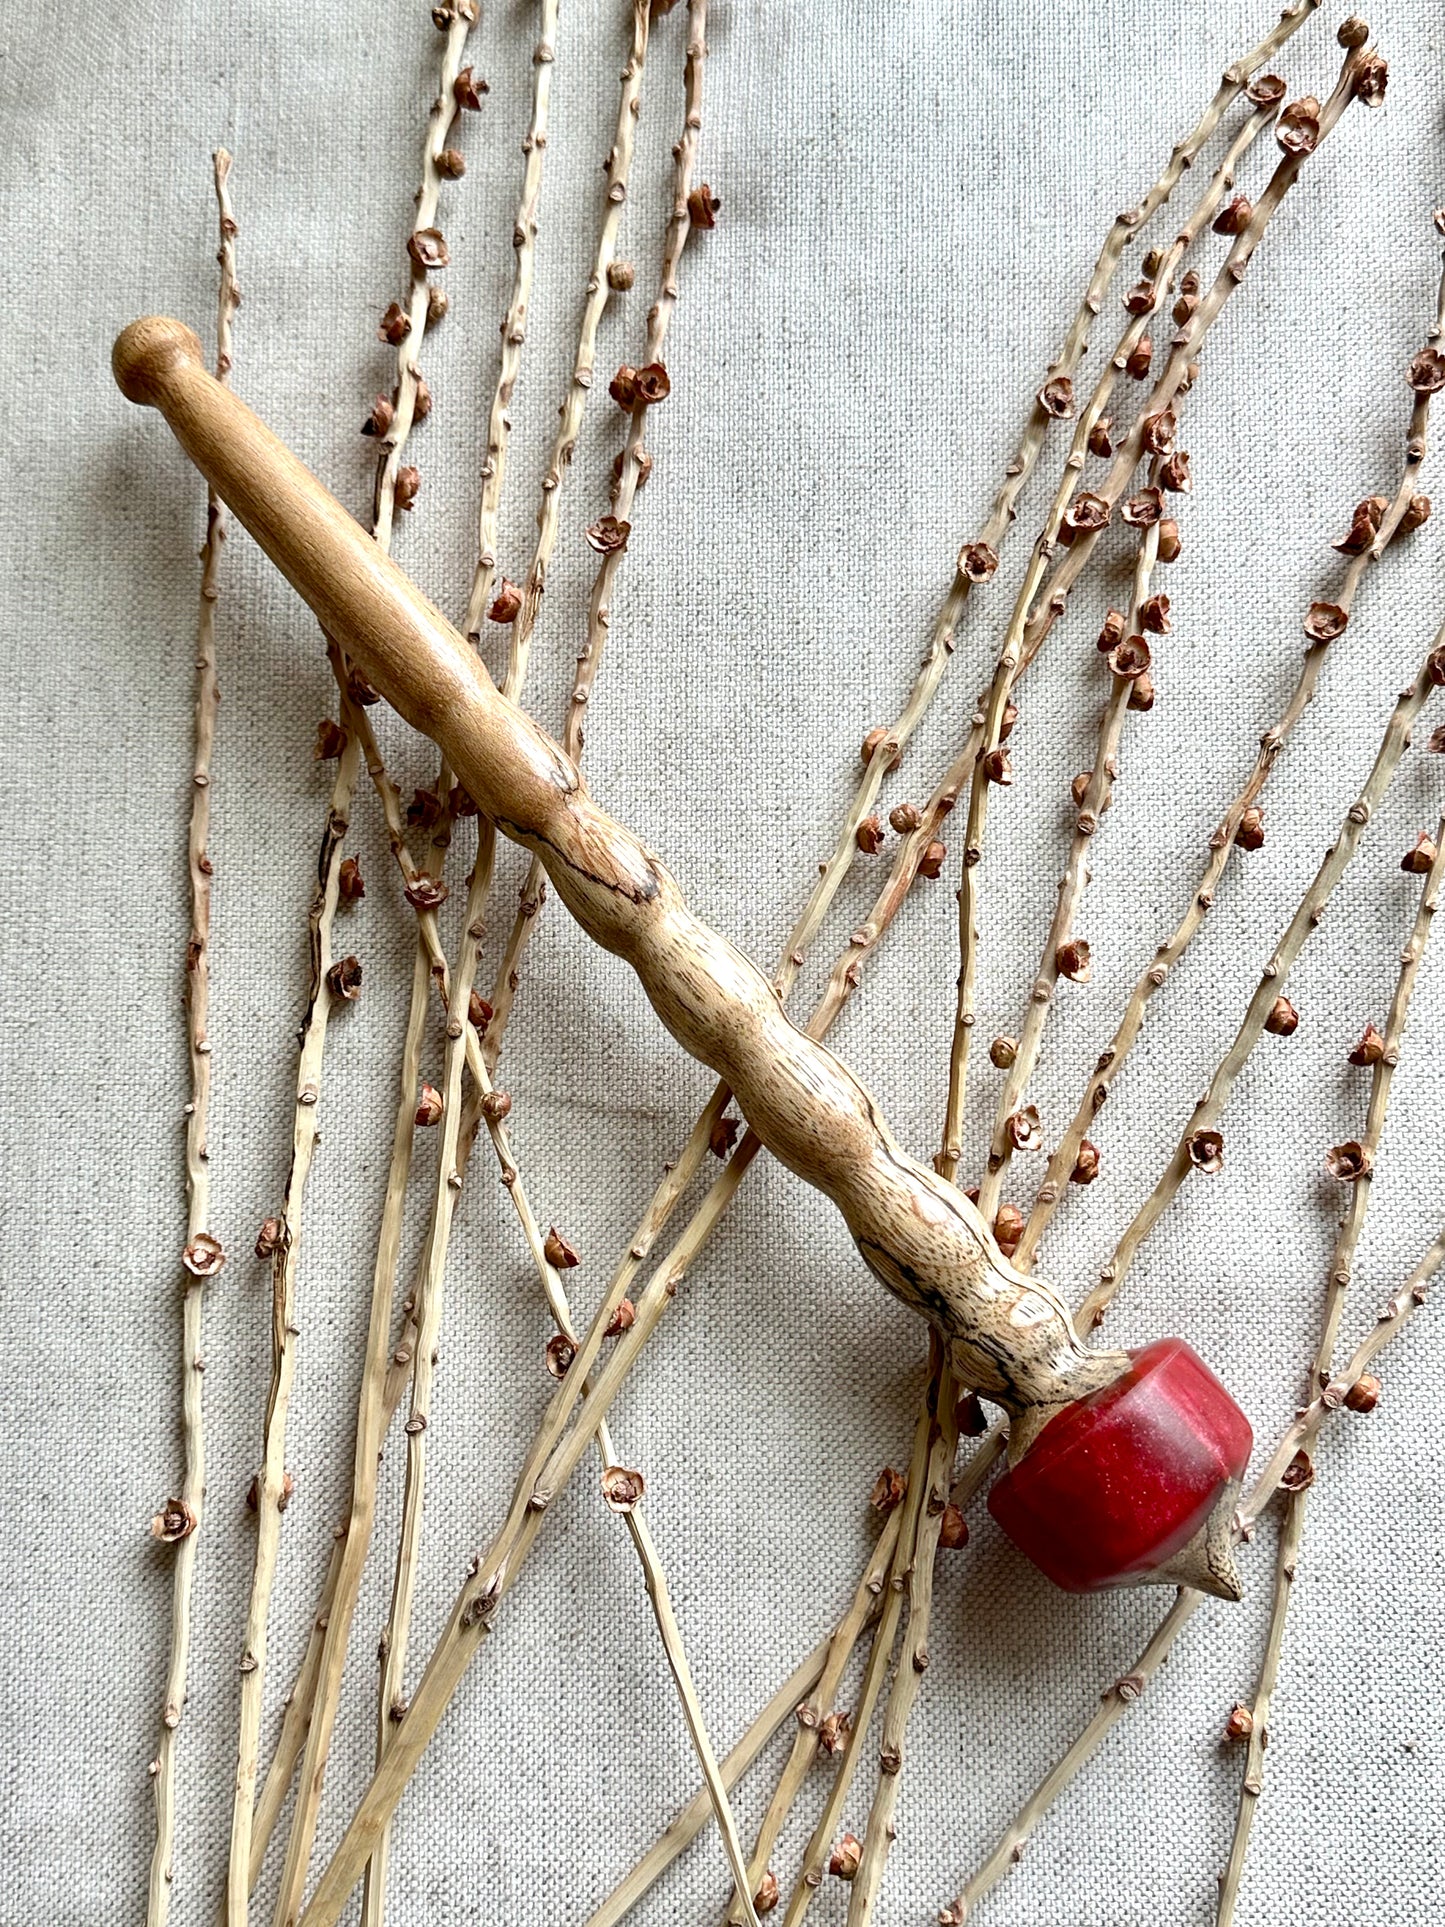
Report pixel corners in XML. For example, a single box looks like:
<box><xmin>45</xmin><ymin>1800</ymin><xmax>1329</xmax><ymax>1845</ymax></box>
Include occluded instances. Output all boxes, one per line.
<box><xmin>114</xmin><ymin>315</ymin><xmax>1129</xmax><ymax>1432</ymax></box>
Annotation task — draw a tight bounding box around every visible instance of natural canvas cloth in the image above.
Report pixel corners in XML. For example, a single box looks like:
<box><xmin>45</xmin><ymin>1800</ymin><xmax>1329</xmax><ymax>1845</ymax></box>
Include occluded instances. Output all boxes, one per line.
<box><xmin>2</xmin><ymin>1</ymin><xmax>1443</xmax><ymax>1920</ymax></box>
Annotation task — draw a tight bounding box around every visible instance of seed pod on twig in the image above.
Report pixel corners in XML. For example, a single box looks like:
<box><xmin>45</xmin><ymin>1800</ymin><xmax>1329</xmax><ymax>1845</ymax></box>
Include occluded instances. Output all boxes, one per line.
<box><xmin>1159</xmin><ymin>449</ymin><xmax>1191</xmax><ymax>493</ymax></box>
<box><xmin>1224</xmin><ymin>1703</ymin><xmax>1254</xmax><ymax>1742</ymax></box>
<box><xmin>1087</xmin><ymin>416</ymin><xmax>1113</xmax><ymax>458</ymax></box>
<box><xmin>1124</xmin><ymin>336</ymin><xmax>1153</xmax><ymax>380</ymax></box>
<box><xmin>606</xmin><ymin>259</ymin><xmax>634</xmax><ymax>291</ymax></box>
<box><xmin>856</xmin><ymin>815</ymin><xmax>884</xmax><ymax>854</ymax></box>
<box><xmin>1070</xmin><ymin>1140</ymin><xmax>1101</xmax><ymax>1185</ymax></box>
<box><xmin>1344</xmin><ymin>1373</ymin><xmax>1380</xmax><ymax>1413</ymax></box>
<box><xmin>488</xmin><ymin>579</ymin><xmax>522</xmax><ymax>624</ymax></box>
<box><xmin>1402</xmin><ymin>493</ymin><xmax>1432</xmax><ymax>533</ymax></box>
<box><xmin>415</xmin><ymin>1083</ymin><xmax>443</xmax><ymax>1127</ymax></box>
<box><xmin>828</xmin><ymin>1834</ymin><xmax>863</xmax><ymax>1880</ymax></box>
<box><xmin>1037</xmin><ymin>374</ymin><xmax>1074</xmax><ymax>419</ymax></box>
<box><xmin>1354</xmin><ymin>51</ymin><xmax>1388</xmax><ymax>108</ymax></box>
<box><xmin>1123</xmin><ymin>279</ymin><xmax>1156</xmax><ymax>317</ymax></box>
<box><xmin>1213</xmin><ymin>195</ymin><xmax>1253</xmax><ymax>236</ymax></box>
<box><xmin>585</xmin><ymin>514</ymin><xmax>631</xmax><ymax>554</ymax></box>
<box><xmin>254</xmin><ymin>1218</ymin><xmax>284</xmax><ymax>1260</ymax></box>
<box><xmin>993</xmin><ymin>1203</ymin><xmax>1025</xmax><ymax>1258</ymax></box>
<box><xmin>314</xmin><ymin>718</ymin><xmax>347</xmax><ymax>761</ymax></box>
<box><xmin>1402</xmin><ymin>831</ymin><xmax>1438</xmax><ymax>873</ymax></box>
<box><xmin>1303</xmin><ymin>601</ymin><xmax>1348</xmax><ymax>642</ymax></box>
<box><xmin>600</xmin><ymin>1465</ymin><xmax>645</xmax><ymax>1513</ymax></box>
<box><xmin>425</xmin><ymin>285</ymin><xmax>449</xmax><ymax>327</ymax></box>
<box><xmin>818</xmin><ymin>1709</ymin><xmax>852</xmax><ymax>1753</ymax></box>
<box><xmin>468</xmin><ymin>990</ymin><xmax>492</xmax><ymax>1033</ymax></box>
<box><xmin>634</xmin><ymin>362</ymin><xmax>670</xmax><ymax>404</ymax></box>
<box><xmin>152</xmin><ymin>1498</ymin><xmax>199</xmax><ymax>1544</ymax></box>
<box><xmin>860</xmin><ymin>726</ymin><xmax>901</xmax><ymax>771</ymax></box>
<box><xmin>1128</xmin><ymin>671</ymin><xmax>1156</xmax><ymax>712</ymax></box>
<box><xmin>1096</xmin><ymin>607</ymin><xmax>1126</xmax><ymax>652</ymax></box>
<box><xmin>1265</xmin><ymin>996</ymin><xmax>1299</xmax><ymax>1036</ymax></box>
<box><xmin>939</xmin><ymin>1504</ymin><xmax>969</xmax><ymax>1549</ymax></box>
<box><xmin>543</xmin><ymin>1227</ymin><xmax>580</xmax><ymax>1270</ymax></box>
<box><xmin>1157</xmin><ymin>518</ymin><xmax>1182</xmax><ymax>563</ymax></box>
<box><xmin>604</xmin><ymin>1299</ymin><xmax>636</xmax><ymax>1338</ymax></box>
<box><xmin>1348</xmin><ymin>1022</ymin><xmax>1386</xmax><ymax>1067</ymax></box>
<box><xmin>918</xmin><ymin>839</ymin><xmax>947</xmax><ymax>879</ymax></box>
<box><xmin>361</xmin><ymin>394</ymin><xmax>394</xmax><ymax>439</ymax></box>
<box><xmin>544</xmin><ymin>1332</ymin><xmax>576</xmax><ymax>1379</ymax></box>
<box><xmin>982</xmin><ymin>747</ymin><xmax>1013</xmax><ymax>786</ymax></box>
<box><xmin>1236</xmin><ymin>806</ymin><xmax>1265</xmax><ymax>851</ymax></box>
<box><xmin>326</xmin><ymin>955</ymin><xmax>362</xmax><ymax>1002</ymax></box>
<box><xmin>1108</xmin><ymin>635</ymin><xmax>1151</xmax><ymax>681</ymax></box>
<box><xmin>753</xmin><ymin>1872</ymin><xmax>780</xmax><ymax>1916</ymax></box>
<box><xmin>1121</xmin><ymin>489</ymin><xmax>1162</xmax><ymax>530</ymax></box>
<box><xmin>1276</xmin><ymin>94</ymin><xmax>1321</xmax><ymax>156</ymax></box>
<box><xmin>958</xmin><ymin>540</ymin><xmax>999</xmax><ymax>583</ymax></box>
<box><xmin>403</xmin><ymin>873</ymin><xmax>448</xmax><ymax>910</ymax></box>
<box><xmin>989</xmin><ymin>1035</ymin><xmax>1017</xmax><ymax>1070</ymax></box>
<box><xmin>394</xmin><ymin>466</ymin><xmax>421</xmax><ymax>512</ymax></box>
<box><xmin>709</xmin><ymin>1112</ymin><xmax>741</xmax><ymax>1157</ymax></box>
<box><xmin>378</xmin><ymin>301</ymin><xmax>411</xmax><ymax>345</ymax></box>
<box><xmin>1324</xmin><ymin>1141</ymin><xmax>1372</xmax><ymax>1182</ymax></box>
<box><xmin>869</xmin><ymin>1467</ymin><xmax>905</xmax><ymax>1515</ymax></box>
<box><xmin>1187</xmin><ymin>1128</ymin><xmax>1224</xmax><ymax>1174</ymax></box>
<box><xmin>686</xmin><ymin>182</ymin><xmax>720</xmax><ymax>229</ymax></box>
<box><xmin>1055</xmin><ymin>938</ymin><xmax>1091</xmax><ymax>982</ymax></box>
<box><xmin>454</xmin><ymin>65</ymin><xmax>488</xmax><ymax>110</ymax></box>
<box><xmin>1139</xmin><ymin>593</ymin><xmax>1170</xmax><ymax>634</ymax></box>
<box><xmin>481</xmin><ymin>1089</ymin><xmax>512</xmax><ymax>1124</ymax></box>
<box><xmin>407</xmin><ymin>227</ymin><xmax>449</xmax><ymax>271</ymax></box>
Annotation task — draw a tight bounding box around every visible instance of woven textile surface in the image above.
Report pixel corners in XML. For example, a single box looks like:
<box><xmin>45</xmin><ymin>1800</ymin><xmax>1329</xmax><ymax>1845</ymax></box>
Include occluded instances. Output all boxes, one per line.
<box><xmin>2</xmin><ymin>1</ymin><xmax>1444</xmax><ymax>1921</ymax></box>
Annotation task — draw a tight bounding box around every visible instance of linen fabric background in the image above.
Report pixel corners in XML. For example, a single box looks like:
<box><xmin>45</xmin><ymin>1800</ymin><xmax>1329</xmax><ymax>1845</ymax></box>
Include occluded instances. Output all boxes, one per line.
<box><xmin>3</xmin><ymin>0</ymin><xmax>1444</xmax><ymax>1920</ymax></box>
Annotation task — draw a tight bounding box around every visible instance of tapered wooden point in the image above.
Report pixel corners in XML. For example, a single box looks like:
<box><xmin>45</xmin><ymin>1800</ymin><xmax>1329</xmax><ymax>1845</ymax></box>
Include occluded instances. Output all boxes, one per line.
<box><xmin>112</xmin><ymin>315</ymin><xmax>204</xmax><ymax>407</ymax></box>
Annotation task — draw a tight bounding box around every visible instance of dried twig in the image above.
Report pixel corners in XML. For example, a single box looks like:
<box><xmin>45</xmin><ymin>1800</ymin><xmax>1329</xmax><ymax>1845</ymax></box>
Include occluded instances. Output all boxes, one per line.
<box><xmin>1017</xmin><ymin>207</ymin><xmax>1445</xmax><ymax>1269</ymax></box>
<box><xmin>943</xmin><ymin>1215</ymin><xmax>1445</xmax><ymax>1924</ymax></box>
<box><xmin>941</xmin><ymin>36</ymin><xmax>1373</xmax><ymax>1176</ymax></box>
<box><xmin>146</xmin><ymin>146</ymin><xmax>240</xmax><ymax>1927</ymax></box>
<box><xmin>1215</xmin><ymin>817</ymin><xmax>1445</xmax><ymax>1924</ymax></box>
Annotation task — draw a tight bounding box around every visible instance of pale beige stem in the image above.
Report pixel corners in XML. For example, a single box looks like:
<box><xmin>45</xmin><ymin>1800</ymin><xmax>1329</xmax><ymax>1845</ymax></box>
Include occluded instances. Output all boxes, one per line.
<box><xmin>1215</xmin><ymin>819</ymin><xmax>1445</xmax><ymax>1926</ymax></box>
<box><xmin>1018</xmin><ymin>220</ymin><xmax>1445</xmax><ymax>1270</ymax></box>
<box><xmin>148</xmin><ymin>147</ymin><xmax>239</xmax><ymax>1927</ymax></box>
<box><xmin>461</xmin><ymin>0</ymin><xmax>559</xmax><ymax>637</ymax></box>
<box><xmin>1080</xmin><ymin>631</ymin><xmax>1443</xmax><ymax>1334</ymax></box>
<box><xmin>941</xmin><ymin>45</ymin><xmax>1371</xmax><ymax>1181</ymax></box>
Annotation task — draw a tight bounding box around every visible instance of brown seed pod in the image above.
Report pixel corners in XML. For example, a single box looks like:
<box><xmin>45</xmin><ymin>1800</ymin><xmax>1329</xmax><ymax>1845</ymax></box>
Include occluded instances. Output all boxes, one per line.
<box><xmin>1348</xmin><ymin>1022</ymin><xmax>1386</xmax><ymax>1067</ymax></box>
<box><xmin>1324</xmin><ymin>1140</ymin><xmax>1372</xmax><ymax>1182</ymax></box>
<box><xmin>633</xmin><ymin>361</ymin><xmax>671</xmax><ymax>404</ymax></box>
<box><xmin>1070</xmin><ymin>1139</ymin><xmax>1101</xmax><ymax>1185</ymax></box>
<box><xmin>425</xmin><ymin>285</ymin><xmax>449</xmax><ymax>327</ymax></box>
<box><xmin>1265</xmin><ymin>996</ymin><xmax>1299</xmax><ymax>1036</ymax></box>
<box><xmin>604</xmin><ymin>1298</ymin><xmax>636</xmax><ymax>1338</ymax></box>
<box><xmin>1344</xmin><ymin>1373</ymin><xmax>1381</xmax><ymax>1413</ymax></box>
<box><xmin>254</xmin><ymin>1217</ymin><xmax>284</xmax><ymax>1260</ymax></box>
<box><xmin>1124</xmin><ymin>336</ymin><xmax>1153</xmax><ymax>381</ymax></box>
<box><xmin>151</xmin><ymin>1497</ymin><xmax>199</xmax><ymax>1544</ymax></box>
<box><xmin>378</xmin><ymin>301</ymin><xmax>411</xmax><ymax>345</ymax></box>
<box><xmin>1212</xmin><ymin>194</ymin><xmax>1253</xmax><ymax>236</ymax></box>
<box><xmin>1062</xmin><ymin>492</ymin><xmax>1111</xmax><ymax>537</ymax></box>
<box><xmin>1121</xmin><ymin>489</ymin><xmax>1162</xmax><ymax>530</ymax></box>
<box><xmin>606</xmin><ymin>258</ymin><xmax>635</xmax><ymax>291</ymax></box>
<box><xmin>1276</xmin><ymin>94</ymin><xmax>1321</xmax><ymax>157</ymax></box>
<box><xmin>988</xmin><ymin>1035</ymin><xmax>1018</xmax><ymax>1070</ymax></box>
<box><xmin>244</xmin><ymin>1470</ymin><xmax>296</xmax><ymax>1513</ymax></box>
<box><xmin>1095</xmin><ymin>608</ymin><xmax>1126</xmax><ymax>654</ymax></box>
<box><xmin>1430</xmin><ymin>648</ymin><xmax>1445</xmax><ymax>686</ymax></box>
<box><xmin>411</xmin><ymin>374</ymin><xmax>432</xmax><ymax>420</ymax></box>
<box><xmin>1006</xmin><ymin>1105</ymin><xmax>1043</xmax><ymax>1151</ymax></box>
<box><xmin>361</xmin><ymin>394</ymin><xmax>394</xmax><ymax>439</ymax></box>
<box><xmin>1303</xmin><ymin>601</ymin><xmax>1348</xmax><ymax>642</ymax></box>
<box><xmin>488</xmin><ymin>579</ymin><xmax>522</xmax><ymax>624</ymax></box>
<box><xmin>1402</xmin><ymin>493</ymin><xmax>1432</xmax><ymax>533</ymax></box>
<box><xmin>869</xmin><ymin>1466</ymin><xmax>905</xmax><ymax>1515</ymax></box>
<box><xmin>585</xmin><ymin>514</ymin><xmax>631</xmax><ymax>555</ymax></box>
<box><xmin>394</xmin><ymin>465</ymin><xmax>421</xmax><ymax>512</ymax></box>
<box><xmin>182</xmin><ymin>1232</ymin><xmax>226</xmax><ymax>1278</ymax></box>
<box><xmin>1055</xmin><ymin>938</ymin><xmax>1092</xmax><ymax>982</ymax></box>
<box><xmin>1123</xmin><ymin>279</ymin><xmax>1156</xmax><ymax>317</ymax></box>
<box><xmin>1337</xmin><ymin>14</ymin><xmax>1369</xmax><ymax>46</ymax></box>
<box><xmin>828</xmin><ymin>1834</ymin><xmax>863</xmax><ymax>1881</ymax></box>
<box><xmin>1141</xmin><ymin>409</ymin><xmax>1175</xmax><ymax>455</ymax></box>
<box><xmin>454</xmin><ymin>65</ymin><xmax>488</xmax><ymax>110</ymax></box>
<box><xmin>1127</xmin><ymin>671</ymin><xmax>1156</xmax><ymax>713</ymax></box>
<box><xmin>1236</xmin><ymin>805</ymin><xmax>1265</xmax><ymax>851</ymax></box>
<box><xmin>449</xmin><ymin>782</ymin><xmax>478</xmax><ymax>818</ymax></box>
<box><xmin>1224</xmin><ymin>1703</ymin><xmax>1254</xmax><ymax>1742</ymax></box>
<box><xmin>1408</xmin><ymin>347</ymin><xmax>1445</xmax><ymax>395</ymax></box>
<box><xmin>1036</xmin><ymin>374</ymin><xmax>1075</xmax><ymax>419</ymax></box>
<box><xmin>888</xmin><ymin>802</ymin><xmax>922</xmax><ymax>835</ymax></box>
<box><xmin>338</xmin><ymin>857</ymin><xmax>365</xmax><ymax>906</ymax></box>
<box><xmin>544</xmin><ymin>1227</ymin><xmax>581</xmax><ymax>1270</ymax></box>
<box><xmin>982</xmin><ymin>746</ymin><xmax>1013</xmax><ymax>786</ymax></box>
<box><xmin>818</xmin><ymin>1709</ymin><xmax>852</xmax><ymax>1754</ymax></box>
<box><xmin>1087</xmin><ymin>416</ymin><xmax>1114</xmax><ymax>458</ymax></box>
<box><xmin>403</xmin><ymin>872</ymin><xmax>449</xmax><ymax>911</ymax></box>
<box><xmin>347</xmin><ymin>667</ymin><xmax>381</xmax><ymax>707</ymax></box>
<box><xmin>1332</xmin><ymin>503</ymin><xmax>1378</xmax><ymax>555</ymax></box>
<box><xmin>1430</xmin><ymin>725</ymin><xmax>1445</xmax><ymax>754</ymax></box>
<box><xmin>612</xmin><ymin>447</ymin><xmax>652</xmax><ymax>491</ymax></box>
<box><xmin>918</xmin><ymin>839</ymin><xmax>947</xmax><ymax>880</ymax></box>
<box><xmin>754</xmin><ymin>1872</ymin><xmax>780</xmax><ymax>1916</ymax></box>
<box><xmin>406</xmin><ymin>787</ymin><xmax>445</xmax><ymax>829</ymax></box>
<box><xmin>709</xmin><ymin>1112</ymin><xmax>742</xmax><ymax>1158</ymax></box>
<box><xmin>1402</xmin><ymin>831</ymin><xmax>1439</xmax><ymax>874</ymax></box>
<box><xmin>1071</xmin><ymin>770</ymin><xmax>1094</xmax><ymax>807</ymax></box>
<box><xmin>468</xmin><ymin>990</ymin><xmax>493</xmax><ymax>1033</ymax></box>
<box><xmin>993</xmin><ymin>1202</ymin><xmax>1025</xmax><ymax>1258</ymax></box>
<box><xmin>860</xmin><ymin>726</ymin><xmax>901</xmax><ymax>771</ymax></box>
<box><xmin>544</xmin><ymin>1332</ymin><xmax>576</xmax><ymax>1379</ymax></box>
<box><xmin>600</xmin><ymin>1464</ymin><xmax>645</xmax><ymax>1513</ymax></box>
<box><xmin>407</xmin><ymin>226</ymin><xmax>449</xmax><ymax>271</ymax></box>
<box><xmin>608</xmin><ymin>364</ymin><xmax>638</xmax><ymax>409</ymax></box>
<box><xmin>938</xmin><ymin>1503</ymin><xmax>969</xmax><ymax>1550</ymax></box>
<box><xmin>1171</xmin><ymin>292</ymin><xmax>1198</xmax><ymax>327</ymax></box>
<box><xmin>415</xmin><ymin>1082</ymin><xmax>443</xmax><ymax>1127</ymax></box>
<box><xmin>1159</xmin><ymin>449</ymin><xmax>1192</xmax><ymax>494</ymax></box>
<box><xmin>958</xmin><ymin>540</ymin><xmax>999</xmax><ymax>583</ymax></box>
<box><xmin>1108</xmin><ymin>635</ymin><xmax>1151</xmax><ymax>681</ymax></box>
<box><xmin>1354</xmin><ymin>51</ymin><xmax>1388</xmax><ymax>108</ymax></box>
<box><xmin>1280</xmin><ymin>1449</ymin><xmax>1314</xmax><ymax>1491</ymax></box>
<box><xmin>481</xmin><ymin>1089</ymin><xmax>512</xmax><ymax>1124</ymax></box>
<box><xmin>1139</xmin><ymin>593</ymin><xmax>1171</xmax><ymax>634</ymax></box>
<box><xmin>326</xmin><ymin>954</ymin><xmax>363</xmax><ymax>1003</ymax></box>
<box><xmin>436</xmin><ymin>147</ymin><xmax>466</xmax><ymax>179</ymax></box>
<box><xmin>1157</xmin><ymin>518</ymin><xmax>1182</xmax><ymax>563</ymax></box>
<box><xmin>314</xmin><ymin>718</ymin><xmax>347</xmax><ymax>761</ymax></box>
<box><xmin>1246</xmin><ymin>73</ymin><xmax>1286</xmax><ymax>106</ymax></box>
<box><xmin>856</xmin><ymin>814</ymin><xmax>885</xmax><ymax>854</ymax></box>
<box><xmin>686</xmin><ymin>182</ymin><xmax>720</xmax><ymax>229</ymax></box>
<box><xmin>1187</xmin><ymin>1127</ymin><xmax>1224</xmax><ymax>1175</ymax></box>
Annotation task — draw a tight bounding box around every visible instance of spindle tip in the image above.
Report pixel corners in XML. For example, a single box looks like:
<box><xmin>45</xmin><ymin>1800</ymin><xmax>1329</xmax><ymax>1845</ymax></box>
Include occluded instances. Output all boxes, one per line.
<box><xmin>112</xmin><ymin>316</ymin><xmax>204</xmax><ymax>407</ymax></box>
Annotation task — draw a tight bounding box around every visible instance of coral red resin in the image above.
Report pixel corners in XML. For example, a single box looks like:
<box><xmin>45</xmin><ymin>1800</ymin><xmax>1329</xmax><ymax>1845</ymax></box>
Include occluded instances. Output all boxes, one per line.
<box><xmin>987</xmin><ymin>1338</ymin><xmax>1252</xmax><ymax>1593</ymax></box>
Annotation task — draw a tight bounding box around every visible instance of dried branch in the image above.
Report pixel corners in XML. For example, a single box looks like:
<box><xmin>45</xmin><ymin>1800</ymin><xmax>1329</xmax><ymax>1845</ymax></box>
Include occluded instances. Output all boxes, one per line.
<box><xmin>941</xmin><ymin>38</ymin><xmax>1373</xmax><ymax>1177</ymax></box>
<box><xmin>943</xmin><ymin>1219</ymin><xmax>1445</xmax><ymax>1924</ymax></box>
<box><xmin>481</xmin><ymin>0</ymin><xmax>705</xmax><ymax>1060</ymax></box>
<box><xmin>146</xmin><ymin>146</ymin><xmax>240</xmax><ymax>1927</ymax></box>
<box><xmin>1017</xmin><ymin>204</ymin><xmax>1445</xmax><ymax>1269</ymax></box>
<box><xmin>461</xmin><ymin>0</ymin><xmax>560</xmax><ymax>639</ymax></box>
<box><xmin>1080</xmin><ymin>624</ymin><xmax>1443</xmax><ymax>1334</ymax></box>
<box><xmin>1215</xmin><ymin>817</ymin><xmax>1445</xmax><ymax>1925</ymax></box>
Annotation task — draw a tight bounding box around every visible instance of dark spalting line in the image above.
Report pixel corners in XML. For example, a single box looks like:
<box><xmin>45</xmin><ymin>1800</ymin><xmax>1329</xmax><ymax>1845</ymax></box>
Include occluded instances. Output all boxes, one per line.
<box><xmin>497</xmin><ymin>817</ymin><xmax>662</xmax><ymax>905</ymax></box>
